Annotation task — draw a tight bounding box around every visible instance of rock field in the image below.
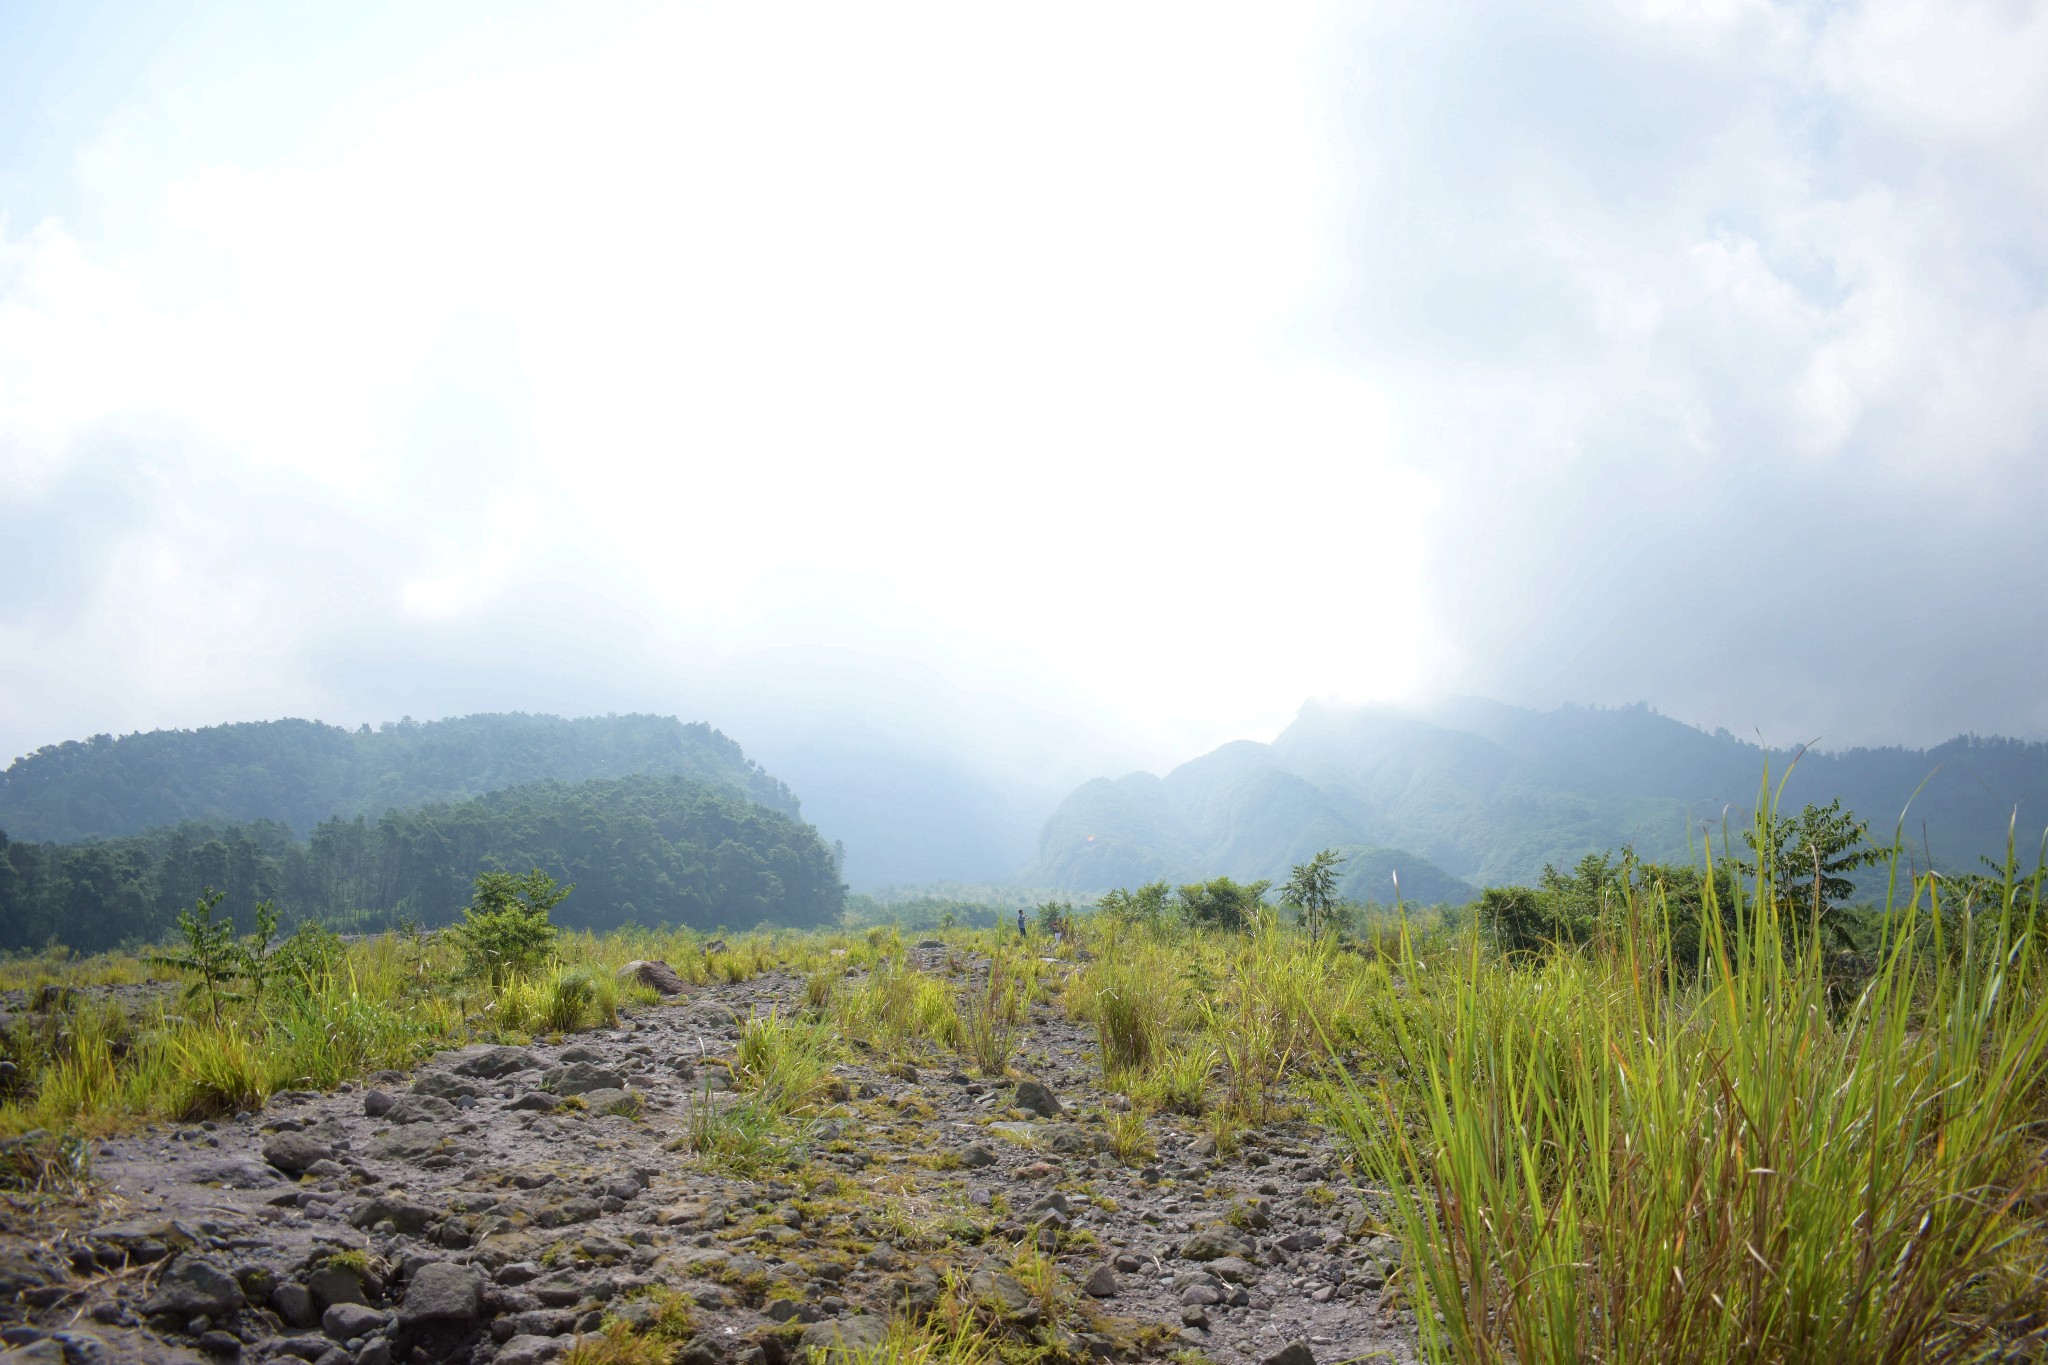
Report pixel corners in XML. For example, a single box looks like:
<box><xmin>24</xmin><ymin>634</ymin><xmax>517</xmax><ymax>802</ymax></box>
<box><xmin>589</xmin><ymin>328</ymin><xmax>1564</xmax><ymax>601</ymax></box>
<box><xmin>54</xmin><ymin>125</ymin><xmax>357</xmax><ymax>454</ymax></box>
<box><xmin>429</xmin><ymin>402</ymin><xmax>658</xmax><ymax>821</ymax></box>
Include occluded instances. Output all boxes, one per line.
<box><xmin>0</xmin><ymin>945</ymin><xmax>1418</xmax><ymax>1365</ymax></box>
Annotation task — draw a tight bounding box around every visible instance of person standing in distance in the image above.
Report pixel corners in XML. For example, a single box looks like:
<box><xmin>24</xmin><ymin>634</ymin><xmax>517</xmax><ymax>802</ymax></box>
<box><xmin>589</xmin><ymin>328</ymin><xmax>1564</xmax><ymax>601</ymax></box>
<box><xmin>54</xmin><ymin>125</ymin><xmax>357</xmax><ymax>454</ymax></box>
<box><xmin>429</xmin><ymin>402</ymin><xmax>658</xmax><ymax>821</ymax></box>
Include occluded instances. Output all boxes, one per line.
<box><xmin>1017</xmin><ymin>907</ymin><xmax>1028</xmax><ymax>940</ymax></box>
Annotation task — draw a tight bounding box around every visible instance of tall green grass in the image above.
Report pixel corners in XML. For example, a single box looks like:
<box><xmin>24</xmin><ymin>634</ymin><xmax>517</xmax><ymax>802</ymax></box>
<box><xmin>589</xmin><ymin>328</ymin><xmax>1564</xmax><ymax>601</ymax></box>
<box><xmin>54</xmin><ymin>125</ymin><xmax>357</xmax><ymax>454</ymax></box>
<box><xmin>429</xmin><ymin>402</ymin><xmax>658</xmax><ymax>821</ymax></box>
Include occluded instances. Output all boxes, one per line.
<box><xmin>1323</xmin><ymin>831</ymin><xmax>2048</xmax><ymax>1363</ymax></box>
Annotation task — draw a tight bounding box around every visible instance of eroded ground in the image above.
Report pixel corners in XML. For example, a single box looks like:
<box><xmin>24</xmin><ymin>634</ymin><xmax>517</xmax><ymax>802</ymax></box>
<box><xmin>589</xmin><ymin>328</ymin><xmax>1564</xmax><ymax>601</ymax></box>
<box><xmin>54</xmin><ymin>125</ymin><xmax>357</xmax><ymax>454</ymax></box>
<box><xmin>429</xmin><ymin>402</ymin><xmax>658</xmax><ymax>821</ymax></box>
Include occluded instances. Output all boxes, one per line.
<box><xmin>0</xmin><ymin>946</ymin><xmax>1417</xmax><ymax>1365</ymax></box>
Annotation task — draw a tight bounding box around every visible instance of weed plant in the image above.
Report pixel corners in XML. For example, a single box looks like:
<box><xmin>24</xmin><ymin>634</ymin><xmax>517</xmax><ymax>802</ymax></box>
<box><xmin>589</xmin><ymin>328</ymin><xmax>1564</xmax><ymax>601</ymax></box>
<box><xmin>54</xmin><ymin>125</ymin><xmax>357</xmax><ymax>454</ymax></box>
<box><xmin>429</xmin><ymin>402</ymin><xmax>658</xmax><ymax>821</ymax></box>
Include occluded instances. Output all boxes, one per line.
<box><xmin>1322</xmin><ymin>817</ymin><xmax>2048</xmax><ymax>1364</ymax></box>
<box><xmin>956</xmin><ymin>954</ymin><xmax>1025</xmax><ymax>1076</ymax></box>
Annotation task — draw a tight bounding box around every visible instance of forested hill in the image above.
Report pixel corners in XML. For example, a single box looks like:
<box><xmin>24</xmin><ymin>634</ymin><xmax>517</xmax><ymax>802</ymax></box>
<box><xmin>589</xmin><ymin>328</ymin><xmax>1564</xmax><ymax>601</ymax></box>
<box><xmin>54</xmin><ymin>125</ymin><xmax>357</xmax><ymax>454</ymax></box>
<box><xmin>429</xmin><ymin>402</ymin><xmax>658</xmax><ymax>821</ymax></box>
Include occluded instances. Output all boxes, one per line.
<box><xmin>0</xmin><ymin>774</ymin><xmax>844</xmax><ymax>954</ymax></box>
<box><xmin>1033</xmin><ymin>699</ymin><xmax>2048</xmax><ymax>896</ymax></box>
<box><xmin>0</xmin><ymin>712</ymin><xmax>799</xmax><ymax>843</ymax></box>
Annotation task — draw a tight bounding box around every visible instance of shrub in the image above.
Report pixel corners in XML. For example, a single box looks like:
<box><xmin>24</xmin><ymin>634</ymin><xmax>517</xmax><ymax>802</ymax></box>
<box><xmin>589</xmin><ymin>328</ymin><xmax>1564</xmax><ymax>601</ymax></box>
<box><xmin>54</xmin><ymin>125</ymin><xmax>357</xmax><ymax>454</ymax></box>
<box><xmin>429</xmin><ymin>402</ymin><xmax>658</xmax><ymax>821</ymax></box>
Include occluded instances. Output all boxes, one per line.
<box><xmin>452</xmin><ymin>870</ymin><xmax>569</xmax><ymax>987</ymax></box>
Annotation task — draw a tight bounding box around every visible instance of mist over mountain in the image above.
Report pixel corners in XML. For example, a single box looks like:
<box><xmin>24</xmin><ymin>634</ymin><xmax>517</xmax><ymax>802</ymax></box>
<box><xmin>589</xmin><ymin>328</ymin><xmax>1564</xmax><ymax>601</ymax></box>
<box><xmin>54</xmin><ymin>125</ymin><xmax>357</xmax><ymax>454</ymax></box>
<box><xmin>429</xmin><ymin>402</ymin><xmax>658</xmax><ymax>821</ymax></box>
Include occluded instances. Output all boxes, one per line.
<box><xmin>1033</xmin><ymin>699</ymin><xmax>2048</xmax><ymax>898</ymax></box>
<box><xmin>673</xmin><ymin>649</ymin><xmax>1151</xmax><ymax>890</ymax></box>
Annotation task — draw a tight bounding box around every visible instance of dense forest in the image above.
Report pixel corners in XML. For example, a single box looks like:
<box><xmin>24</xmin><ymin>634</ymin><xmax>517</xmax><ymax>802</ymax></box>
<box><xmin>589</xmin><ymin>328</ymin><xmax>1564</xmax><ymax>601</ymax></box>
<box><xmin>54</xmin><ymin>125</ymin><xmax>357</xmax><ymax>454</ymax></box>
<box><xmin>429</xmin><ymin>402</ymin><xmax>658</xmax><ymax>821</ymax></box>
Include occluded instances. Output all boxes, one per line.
<box><xmin>0</xmin><ymin>774</ymin><xmax>844</xmax><ymax>953</ymax></box>
<box><xmin>1035</xmin><ymin>699</ymin><xmax>2048</xmax><ymax>895</ymax></box>
<box><xmin>0</xmin><ymin>712</ymin><xmax>800</xmax><ymax>843</ymax></box>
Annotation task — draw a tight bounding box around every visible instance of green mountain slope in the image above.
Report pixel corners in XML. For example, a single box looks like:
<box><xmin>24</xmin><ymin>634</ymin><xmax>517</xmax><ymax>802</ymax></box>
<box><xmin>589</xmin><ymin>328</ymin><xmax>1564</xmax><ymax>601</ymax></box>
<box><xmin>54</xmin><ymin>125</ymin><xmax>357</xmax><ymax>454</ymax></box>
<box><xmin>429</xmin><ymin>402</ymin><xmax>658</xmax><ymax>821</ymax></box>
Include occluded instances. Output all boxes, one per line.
<box><xmin>0</xmin><ymin>773</ymin><xmax>843</xmax><ymax>953</ymax></box>
<box><xmin>1033</xmin><ymin>699</ymin><xmax>2048</xmax><ymax>896</ymax></box>
<box><xmin>0</xmin><ymin>712</ymin><xmax>798</xmax><ymax>843</ymax></box>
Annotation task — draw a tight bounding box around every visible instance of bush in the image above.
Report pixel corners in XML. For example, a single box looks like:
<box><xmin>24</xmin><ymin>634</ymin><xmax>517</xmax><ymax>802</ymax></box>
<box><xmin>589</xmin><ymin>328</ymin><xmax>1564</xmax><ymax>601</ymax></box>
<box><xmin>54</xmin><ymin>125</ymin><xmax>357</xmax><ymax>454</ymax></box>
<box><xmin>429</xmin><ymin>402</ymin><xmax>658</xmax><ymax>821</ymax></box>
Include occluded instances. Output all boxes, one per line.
<box><xmin>452</xmin><ymin>870</ymin><xmax>569</xmax><ymax>987</ymax></box>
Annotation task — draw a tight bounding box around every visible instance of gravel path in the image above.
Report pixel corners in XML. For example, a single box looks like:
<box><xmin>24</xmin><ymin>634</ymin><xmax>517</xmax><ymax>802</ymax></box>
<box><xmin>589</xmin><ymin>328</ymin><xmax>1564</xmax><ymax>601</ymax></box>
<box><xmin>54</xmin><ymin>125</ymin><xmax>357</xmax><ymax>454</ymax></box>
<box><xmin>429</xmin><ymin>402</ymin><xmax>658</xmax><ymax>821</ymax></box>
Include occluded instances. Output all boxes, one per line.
<box><xmin>0</xmin><ymin>946</ymin><xmax>1419</xmax><ymax>1365</ymax></box>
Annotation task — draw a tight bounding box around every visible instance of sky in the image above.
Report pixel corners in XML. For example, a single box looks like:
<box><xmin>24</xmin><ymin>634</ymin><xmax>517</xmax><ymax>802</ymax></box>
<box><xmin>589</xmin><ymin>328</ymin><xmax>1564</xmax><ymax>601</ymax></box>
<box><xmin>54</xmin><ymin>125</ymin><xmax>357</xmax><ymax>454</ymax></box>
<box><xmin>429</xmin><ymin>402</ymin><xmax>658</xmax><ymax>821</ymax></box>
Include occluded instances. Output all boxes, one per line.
<box><xmin>2</xmin><ymin>0</ymin><xmax>2044</xmax><ymax>770</ymax></box>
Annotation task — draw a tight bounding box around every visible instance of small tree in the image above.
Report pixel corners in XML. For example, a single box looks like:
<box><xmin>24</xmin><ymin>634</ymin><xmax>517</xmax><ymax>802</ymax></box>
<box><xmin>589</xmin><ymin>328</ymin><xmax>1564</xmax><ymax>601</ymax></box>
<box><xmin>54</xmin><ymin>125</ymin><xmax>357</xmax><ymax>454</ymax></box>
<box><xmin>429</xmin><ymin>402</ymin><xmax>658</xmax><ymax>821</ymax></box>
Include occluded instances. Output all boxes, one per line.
<box><xmin>1175</xmin><ymin>877</ymin><xmax>1271</xmax><ymax>933</ymax></box>
<box><xmin>239</xmin><ymin>899</ymin><xmax>285</xmax><ymax>1011</ymax></box>
<box><xmin>1034</xmin><ymin>899</ymin><xmax>1075</xmax><ymax>937</ymax></box>
<box><xmin>1738</xmin><ymin>800</ymin><xmax>1882</xmax><ymax>947</ymax></box>
<box><xmin>1099</xmin><ymin>881</ymin><xmax>1173</xmax><ymax>932</ymax></box>
<box><xmin>148</xmin><ymin>889</ymin><xmax>243</xmax><ymax>1025</ymax></box>
<box><xmin>1283</xmin><ymin>848</ymin><xmax>1347</xmax><ymax>945</ymax></box>
<box><xmin>452</xmin><ymin>868</ymin><xmax>570</xmax><ymax>987</ymax></box>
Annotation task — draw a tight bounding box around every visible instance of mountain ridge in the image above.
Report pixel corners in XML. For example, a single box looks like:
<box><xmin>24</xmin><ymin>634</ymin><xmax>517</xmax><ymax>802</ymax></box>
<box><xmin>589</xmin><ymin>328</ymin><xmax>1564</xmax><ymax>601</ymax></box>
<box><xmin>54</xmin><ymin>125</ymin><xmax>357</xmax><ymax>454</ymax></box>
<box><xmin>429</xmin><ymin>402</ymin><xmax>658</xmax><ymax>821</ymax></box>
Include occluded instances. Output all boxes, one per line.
<box><xmin>1031</xmin><ymin>698</ymin><xmax>2048</xmax><ymax>896</ymax></box>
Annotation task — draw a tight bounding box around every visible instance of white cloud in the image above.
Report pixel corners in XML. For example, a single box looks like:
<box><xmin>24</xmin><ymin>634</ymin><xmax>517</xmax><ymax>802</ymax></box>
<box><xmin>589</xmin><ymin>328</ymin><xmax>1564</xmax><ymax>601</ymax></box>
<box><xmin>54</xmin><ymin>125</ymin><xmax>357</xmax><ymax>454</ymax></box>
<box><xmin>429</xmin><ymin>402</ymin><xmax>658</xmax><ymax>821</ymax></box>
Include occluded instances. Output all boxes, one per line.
<box><xmin>1</xmin><ymin>0</ymin><xmax>2042</xmax><ymax>761</ymax></box>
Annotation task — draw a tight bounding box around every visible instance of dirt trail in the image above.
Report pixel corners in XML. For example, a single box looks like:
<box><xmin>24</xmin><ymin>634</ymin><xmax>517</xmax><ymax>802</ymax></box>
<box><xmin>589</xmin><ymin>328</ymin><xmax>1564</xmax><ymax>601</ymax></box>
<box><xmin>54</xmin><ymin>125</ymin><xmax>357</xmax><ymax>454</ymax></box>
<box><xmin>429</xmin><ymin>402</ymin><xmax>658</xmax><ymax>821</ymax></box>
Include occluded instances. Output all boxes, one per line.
<box><xmin>0</xmin><ymin>946</ymin><xmax>1418</xmax><ymax>1365</ymax></box>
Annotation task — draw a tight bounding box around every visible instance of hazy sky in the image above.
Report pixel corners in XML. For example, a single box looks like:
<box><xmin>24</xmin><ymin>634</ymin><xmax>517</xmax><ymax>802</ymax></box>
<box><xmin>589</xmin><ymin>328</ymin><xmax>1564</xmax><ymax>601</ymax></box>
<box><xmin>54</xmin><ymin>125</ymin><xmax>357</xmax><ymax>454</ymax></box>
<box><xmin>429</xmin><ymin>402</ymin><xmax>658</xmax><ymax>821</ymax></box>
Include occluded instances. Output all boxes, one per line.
<box><xmin>3</xmin><ymin>0</ymin><xmax>2043</xmax><ymax>766</ymax></box>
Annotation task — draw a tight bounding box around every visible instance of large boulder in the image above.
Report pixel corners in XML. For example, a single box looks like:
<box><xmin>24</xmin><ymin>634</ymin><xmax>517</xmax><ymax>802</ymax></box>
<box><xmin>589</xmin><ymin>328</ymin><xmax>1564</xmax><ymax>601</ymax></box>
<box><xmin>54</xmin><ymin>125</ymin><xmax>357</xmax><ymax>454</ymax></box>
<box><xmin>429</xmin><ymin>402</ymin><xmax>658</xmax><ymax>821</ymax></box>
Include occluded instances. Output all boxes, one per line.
<box><xmin>616</xmin><ymin>960</ymin><xmax>688</xmax><ymax>996</ymax></box>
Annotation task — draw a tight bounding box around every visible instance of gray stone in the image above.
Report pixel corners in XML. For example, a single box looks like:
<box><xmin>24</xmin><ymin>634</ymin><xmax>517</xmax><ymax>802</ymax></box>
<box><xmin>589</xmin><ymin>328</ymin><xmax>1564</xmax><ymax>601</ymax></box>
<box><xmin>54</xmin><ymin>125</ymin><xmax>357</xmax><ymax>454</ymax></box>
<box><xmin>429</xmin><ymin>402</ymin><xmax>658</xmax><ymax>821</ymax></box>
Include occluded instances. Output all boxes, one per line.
<box><xmin>268</xmin><ymin>1338</ymin><xmax>332</xmax><ymax>1362</ymax></box>
<box><xmin>966</xmin><ymin>1270</ymin><xmax>1037</xmax><ymax>1323</ymax></box>
<box><xmin>362</xmin><ymin>1091</ymin><xmax>395</xmax><ymax>1118</ymax></box>
<box><xmin>509</xmin><ymin>1092</ymin><xmax>560</xmax><ymax>1112</ymax></box>
<box><xmin>262</xmin><ymin>1132</ymin><xmax>334</xmax><ymax>1177</ymax></box>
<box><xmin>365</xmin><ymin>1127</ymin><xmax>460</xmax><ymax>1163</ymax></box>
<box><xmin>1011</xmin><ymin>1078</ymin><xmax>1062</xmax><ymax>1117</ymax></box>
<box><xmin>271</xmin><ymin>1281</ymin><xmax>319</xmax><ymax>1327</ymax></box>
<box><xmin>451</xmin><ymin>1046</ymin><xmax>541</xmax><ymax>1079</ymax></box>
<box><xmin>322</xmin><ymin>1301</ymin><xmax>385</xmax><ymax>1338</ymax></box>
<box><xmin>347</xmin><ymin>1197</ymin><xmax>436</xmax><ymax>1236</ymax></box>
<box><xmin>143</xmin><ymin>1255</ymin><xmax>244</xmax><ymax>1318</ymax></box>
<box><xmin>194</xmin><ymin>1328</ymin><xmax>243</xmax><ymax>1357</ymax></box>
<box><xmin>305</xmin><ymin>1264</ymin><xmax>371</xmax><ymax>1310</ymax></box>
<box><xmin>577</xmin><ymin>1088</ymin><xmax>642</xmax><ymax>1117</ymax></box>
<box><xmin>616</xmin><ymin>960</ymin><xmax>688</xmax><ymax>996</ymax></box>
<box><xmin>1043</xmin><ymin>1124</ymin><xmax>1096</xmax><ymax>1154</ymax></box>
<box><xmin>1261</xmin><ymin>1343</ymin><xmax>1316</xmax><ymax>1365</ymax></box>
<box><xmin>86</xmin><ymin>1218</ymin><xmax>182</xmax><ymax>1264</ymax></box>
<box><xmin>541</xmin><ymin>1062</ymin><xmax>627</xmax><ymax>1097</ymax></box>
<box><xmin>1179</xmin><ymin>1283</ymin><xmax>1223</xmax><ymax>1306</ymax></box>
<box><xmin>379</xmin><ymin>1094</ymin><xmax>457</xmax><ymax>1125</ymax></box>
<box><xmin>799</xmin><ymin>1316</ymin><xmax>889</xmax><ymax>1358</ymax></box>
<box><xmin>1179</xmin><ymin>1228</ymin><xmax>1255</xmax><ymax>1262</ymax></box>
<box><xmin>495</xmin><ymin>1337</ymin><xmax>569</xmax><ymax>1365</ymax></box>
<box><xmin>0</xmin><ymin>1343</ymin><xmax>65</xmax><ymax>1365</ymax></box>
<box><xmin>1082</xmin><ymin>1265</ymin><xmax>1119</xmax><ymax>1298</ymax></box>
<box><xmin>46</xmin><ymin>1333</ymin><xmax>115</xmax><ymax>1365</ymax></box>
<box><xmin>399</xmin><ymin>1261</ymin><xmax>483</xmax><ymax>1326</ymax></box>
<box><xmin>1207</xmin><ymin>1255</ymin><xmax>1259</xmax><ymax>1283</ymax></box>
<box><xmin>187</xmin><ymin>1156</ymin><xmax>280</xmax><ymax>1188</ymax></box>
<box><xmin>410</xmin><ymin>1073</ymin><xmax>485</xmax><ymax>1102</ymax></box>
<box><xmin>958</xmin><ymin>1144</ymin><xmax>998</xmax><ymax>1169</ymax></box>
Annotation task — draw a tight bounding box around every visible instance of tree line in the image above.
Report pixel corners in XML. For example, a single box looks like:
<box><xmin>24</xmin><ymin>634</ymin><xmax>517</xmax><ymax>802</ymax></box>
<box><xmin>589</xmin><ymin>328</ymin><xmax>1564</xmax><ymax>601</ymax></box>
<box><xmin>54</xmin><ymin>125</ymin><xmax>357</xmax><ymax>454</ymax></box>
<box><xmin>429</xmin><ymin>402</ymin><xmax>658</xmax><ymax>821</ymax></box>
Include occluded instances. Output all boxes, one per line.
<box><xmin>0</xmin><ymin>774</ymin><xmax>844</xmax><ymax>954</ymax></box>
<box><xmin>0</xmin><ymin>711</ymin><xmax>800</xmax><ymax>844</ymax></box>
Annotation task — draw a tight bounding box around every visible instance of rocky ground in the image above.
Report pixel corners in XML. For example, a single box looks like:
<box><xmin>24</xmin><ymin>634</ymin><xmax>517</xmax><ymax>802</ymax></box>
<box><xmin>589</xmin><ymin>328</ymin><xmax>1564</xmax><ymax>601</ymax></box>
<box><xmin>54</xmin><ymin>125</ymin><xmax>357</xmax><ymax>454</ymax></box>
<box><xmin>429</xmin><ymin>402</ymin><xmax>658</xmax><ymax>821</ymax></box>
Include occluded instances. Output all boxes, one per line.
<box><xmin>0</xmin><ymin>946</ymin><xmax>1418</xmax><ymax>1365</ymax></box>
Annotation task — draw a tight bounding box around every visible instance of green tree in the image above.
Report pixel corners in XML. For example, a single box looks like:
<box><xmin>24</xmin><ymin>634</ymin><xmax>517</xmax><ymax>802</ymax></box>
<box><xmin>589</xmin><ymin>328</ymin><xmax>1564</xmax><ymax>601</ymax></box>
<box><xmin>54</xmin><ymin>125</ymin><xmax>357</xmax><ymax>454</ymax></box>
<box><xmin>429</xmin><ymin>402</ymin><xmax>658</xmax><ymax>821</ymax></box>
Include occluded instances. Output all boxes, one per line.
<box><xmin>239</xmin><ymin>899</ymin><xmax>285</xmax><ymax>1010</ymax></box>
<box><xmin>148</xmin><ymin>889</ymin><xmax>243</xmax><ymax>1025</ymax></box>
<box><xmin>1034</xmin><ymin>899</ymin><xmax>1075</xmax><ymax>936</ymax></box>
<box><xmin>1283</xmin><ymin>848</ymin><xmax>1347</xmax><ymax>945</ymax></box>
<box><xmin>1175</xmin><ymin>877</ymin><xmax>1271</xmax><ymax>932</ymax></box>
<box><xmin>1738</xmin><ymin>799</ymin><xmax>1882</xmax><ymax>945</ymax></box>
<box><xmin>1099</xmin><ymin>880</ymin><xmax>1173</xmax><ymax>931</ymax></box>
<box><xmin>452</xmin><ymin>868</ymin><xmax>570</xmax><ymax>986</ymax></box>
